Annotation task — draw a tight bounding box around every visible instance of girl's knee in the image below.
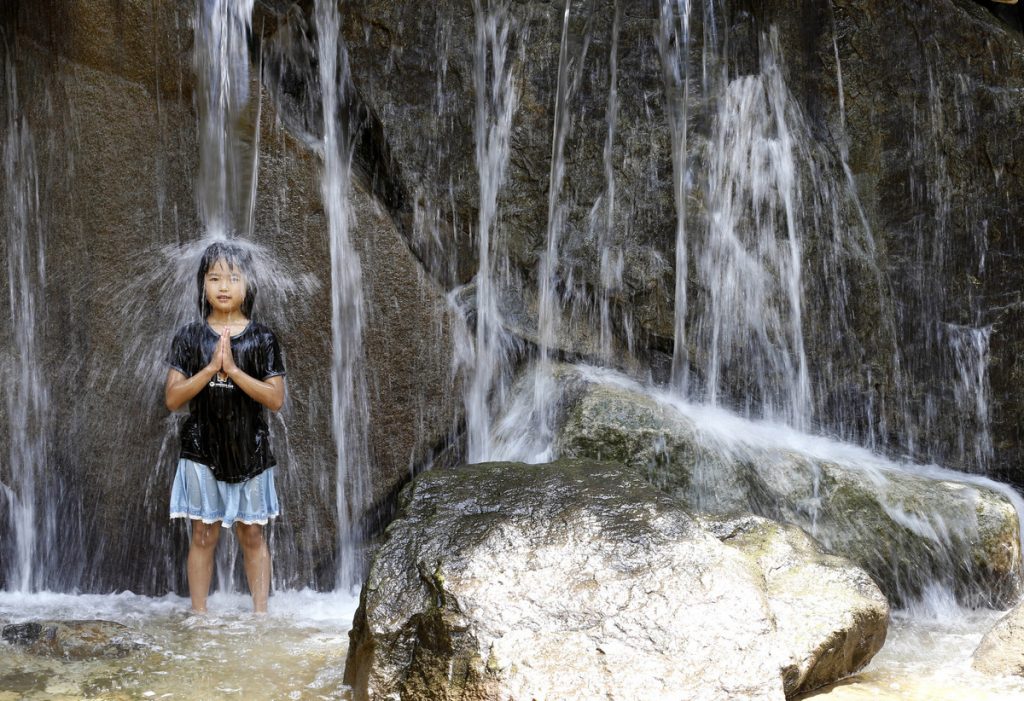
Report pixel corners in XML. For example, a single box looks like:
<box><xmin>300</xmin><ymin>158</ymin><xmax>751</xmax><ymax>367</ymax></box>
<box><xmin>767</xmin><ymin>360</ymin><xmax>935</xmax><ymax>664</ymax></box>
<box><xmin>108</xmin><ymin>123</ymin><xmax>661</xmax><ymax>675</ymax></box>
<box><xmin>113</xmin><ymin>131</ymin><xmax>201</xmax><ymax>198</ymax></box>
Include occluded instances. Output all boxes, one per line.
<box><xmin>235</xmin><ymin>523</ymin><xmax>265</xmax><ymax>551</ymax></box>
<box><xmin>191</xmin><ymin>521</ymin><xmax>222</xmax><ymax>549</ymax></box>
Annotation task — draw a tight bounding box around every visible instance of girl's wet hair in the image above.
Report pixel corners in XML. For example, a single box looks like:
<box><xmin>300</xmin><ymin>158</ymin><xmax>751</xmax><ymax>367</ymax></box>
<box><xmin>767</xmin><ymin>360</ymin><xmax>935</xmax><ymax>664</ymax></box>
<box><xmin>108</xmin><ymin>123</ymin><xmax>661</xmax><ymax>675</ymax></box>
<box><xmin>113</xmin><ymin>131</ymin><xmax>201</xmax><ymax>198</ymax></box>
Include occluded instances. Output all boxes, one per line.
<box><xmin>196</xmin><ymin>242</ymin><xmax>258</xmax><ymax>318</ymax></box>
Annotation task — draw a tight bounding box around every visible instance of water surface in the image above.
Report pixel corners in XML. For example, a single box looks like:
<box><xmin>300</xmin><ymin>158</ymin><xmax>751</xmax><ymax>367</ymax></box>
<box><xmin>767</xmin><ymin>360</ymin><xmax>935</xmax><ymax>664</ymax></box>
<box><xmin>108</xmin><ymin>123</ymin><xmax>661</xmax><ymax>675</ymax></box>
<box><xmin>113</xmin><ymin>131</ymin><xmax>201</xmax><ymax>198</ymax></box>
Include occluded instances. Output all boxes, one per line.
<box><xmin>0</xmin><ymin>591</ymin><xmax>356</xmax><ymax>701</ymax></box>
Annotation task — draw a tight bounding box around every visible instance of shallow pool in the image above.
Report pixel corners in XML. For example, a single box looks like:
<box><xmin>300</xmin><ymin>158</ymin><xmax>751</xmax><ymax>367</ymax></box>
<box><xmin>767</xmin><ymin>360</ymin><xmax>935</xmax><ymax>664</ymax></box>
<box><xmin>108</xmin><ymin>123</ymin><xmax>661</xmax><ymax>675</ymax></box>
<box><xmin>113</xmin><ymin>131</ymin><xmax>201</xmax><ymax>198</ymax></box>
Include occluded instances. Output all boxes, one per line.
<box><xmin>0</xmin><ymin>590</ymin><xmax>358</xmax><ymax>701</ymax></box>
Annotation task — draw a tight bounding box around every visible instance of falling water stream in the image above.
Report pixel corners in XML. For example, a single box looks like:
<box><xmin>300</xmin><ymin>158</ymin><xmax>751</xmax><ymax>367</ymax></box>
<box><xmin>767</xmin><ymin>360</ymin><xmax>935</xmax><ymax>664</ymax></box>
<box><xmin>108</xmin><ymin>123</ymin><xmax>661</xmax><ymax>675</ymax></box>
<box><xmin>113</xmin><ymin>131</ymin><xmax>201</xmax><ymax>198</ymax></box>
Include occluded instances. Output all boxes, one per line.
<box><xmin>314</xmin><ymin>0</ymin><xmax>373</xmax><ymax>594</ymax></box>
<box><xmin>597</xmin><ymin>0</ymin><xmax>621</xmax><ymax>364</ymax></box>
<box><xmin>193</xmin><ymin>0</ymin><xmax>256</xmax><ymax>237</ymax></box>
<box><xmin>657</xmin><ymin>0</ymin><xmax>694</xmax><ymax>393</ymax></box>
<box><xmin>1</xmin><ymin>47</ymin><xmax>55</xmax><ymax>594</ymax></box>
<box><xmin>463</xmin><ymin>0</ymin><xmax>519</xmax><ymax>464</ymax></box>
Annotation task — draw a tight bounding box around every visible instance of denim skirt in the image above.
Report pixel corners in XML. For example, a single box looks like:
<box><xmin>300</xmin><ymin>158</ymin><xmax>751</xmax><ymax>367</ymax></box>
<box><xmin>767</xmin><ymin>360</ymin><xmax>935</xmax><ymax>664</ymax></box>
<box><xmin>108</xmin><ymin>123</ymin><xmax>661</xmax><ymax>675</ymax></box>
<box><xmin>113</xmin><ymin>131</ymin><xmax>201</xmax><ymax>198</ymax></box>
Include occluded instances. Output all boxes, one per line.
<box><xmin>169</xmin><ymin>458</ymin><xmax>280</xmax><ymax>527</ymax></box>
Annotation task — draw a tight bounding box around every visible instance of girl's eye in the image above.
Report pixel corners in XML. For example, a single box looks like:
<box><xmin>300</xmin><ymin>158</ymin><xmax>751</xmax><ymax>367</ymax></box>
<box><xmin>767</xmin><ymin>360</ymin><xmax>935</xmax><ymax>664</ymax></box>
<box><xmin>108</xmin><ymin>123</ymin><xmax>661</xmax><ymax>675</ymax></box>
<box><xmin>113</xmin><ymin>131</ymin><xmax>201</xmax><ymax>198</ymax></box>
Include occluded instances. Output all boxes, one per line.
<box><xmin>231</xmin><ymin>276</ymin><xmax>240</xmax><ymax>283</ymax></box>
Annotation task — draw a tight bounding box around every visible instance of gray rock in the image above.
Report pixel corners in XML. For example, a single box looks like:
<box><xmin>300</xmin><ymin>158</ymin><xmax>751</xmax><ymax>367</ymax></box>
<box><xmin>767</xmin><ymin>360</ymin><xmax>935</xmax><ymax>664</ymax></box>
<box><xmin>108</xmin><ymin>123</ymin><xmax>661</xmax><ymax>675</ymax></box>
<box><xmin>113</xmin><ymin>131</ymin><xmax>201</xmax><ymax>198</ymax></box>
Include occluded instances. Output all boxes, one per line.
<box><xmin>973</xmin><ymin>599</ymin><xmax>1024</xmax><ymax>676</ymax></box>
<box><xmin>2</xmin><ymin>620</ymin><xmax>145</xmax><ymax>660</ymax></box>
<box><xmin>555</xmin><ymin>370</ymin><xmax>1022</xmax><ymax>607</ymax></box>
<box><xmin>344</xmin><ymin>459</ymin><xmax>887</xmax><ymax>700</ymax></box>
<box><xmin>701</xmin><ymin>514</ymin><xmax>889</xmax><ymax>697</ymax></box>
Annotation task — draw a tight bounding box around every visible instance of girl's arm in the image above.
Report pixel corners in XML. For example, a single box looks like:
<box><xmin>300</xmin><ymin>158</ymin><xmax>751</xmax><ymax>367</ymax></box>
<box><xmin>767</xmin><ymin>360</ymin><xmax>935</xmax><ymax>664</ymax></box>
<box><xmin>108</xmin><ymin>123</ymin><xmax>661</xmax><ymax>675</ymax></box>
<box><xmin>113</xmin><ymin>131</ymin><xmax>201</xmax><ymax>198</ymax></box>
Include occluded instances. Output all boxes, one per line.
<box><xmin>219</xmin><ymin>329</ymin><xmax>286</xmax><ymax>411</ymax></box>
<box><xmin>165</xmin><ymin>364</ymin><xmax>218</xmax><ymax>412</ymax></box>
<box><xmin>227</xmin><ymin>371</ymin><xmax>285</xmax><ymax>412</ymax></box>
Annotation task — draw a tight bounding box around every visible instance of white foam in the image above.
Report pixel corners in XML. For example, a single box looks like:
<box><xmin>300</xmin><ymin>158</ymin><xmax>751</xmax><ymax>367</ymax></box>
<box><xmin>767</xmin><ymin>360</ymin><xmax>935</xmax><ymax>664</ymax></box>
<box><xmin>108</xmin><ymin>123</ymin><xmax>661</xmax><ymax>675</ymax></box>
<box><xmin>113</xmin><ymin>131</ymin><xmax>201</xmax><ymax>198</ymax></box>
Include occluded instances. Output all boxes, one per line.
<box><xmin>0</xmin><ymin>589</ymin><xmax>359</xmax><ymax>629</ymax></box>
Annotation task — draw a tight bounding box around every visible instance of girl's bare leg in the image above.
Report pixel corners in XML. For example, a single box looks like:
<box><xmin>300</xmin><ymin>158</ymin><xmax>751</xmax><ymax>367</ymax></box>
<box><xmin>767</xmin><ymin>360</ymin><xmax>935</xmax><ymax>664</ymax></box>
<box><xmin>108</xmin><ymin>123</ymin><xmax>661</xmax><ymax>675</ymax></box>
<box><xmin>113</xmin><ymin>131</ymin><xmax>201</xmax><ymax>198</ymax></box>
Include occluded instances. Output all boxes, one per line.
<box><xmin>187</xmin><ymin>520</ymin><xmax>222</xmax><ymax>613</ymax></box>
<box><xmin>236</xmin><ymin>522</ymin><xmax>270</xmax><ymax>613</ymax></box>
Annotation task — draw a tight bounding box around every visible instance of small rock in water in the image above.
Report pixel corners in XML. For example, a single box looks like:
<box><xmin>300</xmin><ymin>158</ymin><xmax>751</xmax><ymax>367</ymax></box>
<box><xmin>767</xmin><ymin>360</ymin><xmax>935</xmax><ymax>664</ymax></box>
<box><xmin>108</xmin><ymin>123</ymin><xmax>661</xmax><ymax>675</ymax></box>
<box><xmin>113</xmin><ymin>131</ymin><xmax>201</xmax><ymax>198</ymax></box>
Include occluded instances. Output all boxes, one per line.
<box><xmin>2</xmin><ymin>621</ymin><xmax>43</xmax><ymax>645</ymax></box>
<box><xmin>973</xmin><ymin>600</ymin><xmax>1024</xmax><ymax>676</ymax></box>
<box><xmin>2</xmin><ymin>619</ymin><xmax>144</xmax><ymax>660</ymax></box>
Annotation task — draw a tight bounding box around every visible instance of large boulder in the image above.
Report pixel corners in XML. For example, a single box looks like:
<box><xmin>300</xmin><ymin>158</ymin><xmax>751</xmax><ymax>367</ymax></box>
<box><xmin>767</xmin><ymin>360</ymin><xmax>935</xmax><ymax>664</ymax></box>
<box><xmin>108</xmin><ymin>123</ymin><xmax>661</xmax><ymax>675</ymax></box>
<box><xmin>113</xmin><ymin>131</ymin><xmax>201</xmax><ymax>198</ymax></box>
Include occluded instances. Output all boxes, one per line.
<box><xmin>973</xmin><ymin>599</ymin><xmax>1024</xmax><ymax>676</ymax></box>
<box><xmin>344</xmin><ymin>459</ymin><xmax>887</xmax><ymax>700</ymax></box>
<box><xmin>701</xmin><ymin>514</ymin><xmax>888</xmax><ymax>697</ymax></box>
<box><xmin>553</xmin><ymin>367</ymin><xmax>1023</xmax><ymax>607</ymax></box>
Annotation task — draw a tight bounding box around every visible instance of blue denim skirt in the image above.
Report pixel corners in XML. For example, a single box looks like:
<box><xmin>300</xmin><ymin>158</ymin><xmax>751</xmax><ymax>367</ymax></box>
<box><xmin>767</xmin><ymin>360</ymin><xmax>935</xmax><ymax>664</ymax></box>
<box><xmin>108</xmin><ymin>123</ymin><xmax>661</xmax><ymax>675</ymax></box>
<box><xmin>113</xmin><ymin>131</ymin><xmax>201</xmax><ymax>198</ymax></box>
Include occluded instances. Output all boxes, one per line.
<box><xmin>169</xmin><ymin>458</ymin><xmax>280</xmax><ymax>527</ymax></box>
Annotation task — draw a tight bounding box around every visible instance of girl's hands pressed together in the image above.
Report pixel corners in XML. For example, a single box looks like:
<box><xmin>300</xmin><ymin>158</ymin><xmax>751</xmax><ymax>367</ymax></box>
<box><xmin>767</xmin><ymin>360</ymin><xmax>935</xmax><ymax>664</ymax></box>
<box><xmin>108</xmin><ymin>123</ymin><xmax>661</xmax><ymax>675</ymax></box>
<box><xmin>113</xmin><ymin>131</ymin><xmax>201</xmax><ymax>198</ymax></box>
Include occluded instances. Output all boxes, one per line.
<box><xmin>206</xmin><ymin>334</ymin><xmax>225</xmax><ymax>377</ymax></box>
<box><xmin>220</xmin><ymin>328</ymin><xmax>239</xmax><ymax>378</ymax></box>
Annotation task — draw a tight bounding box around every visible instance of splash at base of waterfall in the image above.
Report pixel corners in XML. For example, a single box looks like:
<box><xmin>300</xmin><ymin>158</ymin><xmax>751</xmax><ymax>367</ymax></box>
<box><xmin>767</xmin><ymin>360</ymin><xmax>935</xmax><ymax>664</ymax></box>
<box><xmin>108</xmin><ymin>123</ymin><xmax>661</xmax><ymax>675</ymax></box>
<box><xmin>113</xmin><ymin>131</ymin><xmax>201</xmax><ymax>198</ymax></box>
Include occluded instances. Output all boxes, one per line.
<box><xmin>0</xmin><ymin>591</ymin><xmax>357</xmax><ymax>701</ymax></box>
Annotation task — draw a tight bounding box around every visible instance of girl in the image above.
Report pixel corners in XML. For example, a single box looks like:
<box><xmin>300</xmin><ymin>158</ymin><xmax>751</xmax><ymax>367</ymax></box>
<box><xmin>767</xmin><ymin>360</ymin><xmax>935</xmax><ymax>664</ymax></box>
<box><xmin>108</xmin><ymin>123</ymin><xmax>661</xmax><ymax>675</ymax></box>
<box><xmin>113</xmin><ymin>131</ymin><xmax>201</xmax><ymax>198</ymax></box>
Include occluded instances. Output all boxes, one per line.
<box><xmin>164</xmin><ymin>242</ymin><xmax>286</xmax><ymax>614</ymax></box>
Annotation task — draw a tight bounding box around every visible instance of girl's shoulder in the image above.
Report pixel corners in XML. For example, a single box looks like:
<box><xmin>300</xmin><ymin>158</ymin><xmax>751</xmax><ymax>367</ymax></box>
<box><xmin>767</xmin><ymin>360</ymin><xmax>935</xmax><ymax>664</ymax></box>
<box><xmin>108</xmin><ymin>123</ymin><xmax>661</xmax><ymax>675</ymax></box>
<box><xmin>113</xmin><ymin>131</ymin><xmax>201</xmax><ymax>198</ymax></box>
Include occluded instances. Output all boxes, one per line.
<box><xmin>246</xmin><ymin>321</ymin><xmax>280</xmax><ymax>339</ymax></box>
<box><xmin>172</xmin><ymin>320</ymin><xmax>207</xmax><ymax>340</ymax></box>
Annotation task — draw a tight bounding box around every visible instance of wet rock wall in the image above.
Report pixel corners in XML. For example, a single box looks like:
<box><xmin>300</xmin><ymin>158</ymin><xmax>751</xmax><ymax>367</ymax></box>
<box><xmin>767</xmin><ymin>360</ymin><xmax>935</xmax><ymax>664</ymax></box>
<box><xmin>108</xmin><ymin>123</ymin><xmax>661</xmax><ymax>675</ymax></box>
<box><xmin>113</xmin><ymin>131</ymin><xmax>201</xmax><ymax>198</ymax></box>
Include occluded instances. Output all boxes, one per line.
<box><xmin>2</xmin><ymin>0</ymin><xmax>1024</xmax><ymax>593</ymax></box>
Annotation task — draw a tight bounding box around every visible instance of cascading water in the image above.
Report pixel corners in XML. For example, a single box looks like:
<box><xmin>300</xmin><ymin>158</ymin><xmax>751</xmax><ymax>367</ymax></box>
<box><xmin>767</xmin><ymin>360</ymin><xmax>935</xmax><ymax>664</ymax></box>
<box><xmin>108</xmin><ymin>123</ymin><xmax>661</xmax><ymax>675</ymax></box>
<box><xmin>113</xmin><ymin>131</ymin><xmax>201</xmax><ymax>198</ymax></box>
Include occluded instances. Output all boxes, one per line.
<box><xmin>597</xmin><ymin>0</ymin><xmax>621</xmax><ymax>364</ymax></box>
<box><xmin>657</xmin><ymin>0</ymin><xmax>694</xmax><ymax>393</ymax></box>
<box><xmin>463</xmin><ymin>0</ymin><xmax>519</xmax><ymax>464</ymax></box>
<box><xmin>1</xmin><ymin>50</ymin><xmax>56</xmax><ymax>593</ymax></box>
<box><xmin>695</xmin><ymin>42</ymin><xmax>811</xmax><ymax>428</ymax></box>
<box><xmin>531</xmin><ymin>0</ymin><xmax>601</xmax><ymax>454</ymax></box>
<box><xmin>946</xmin><ymin>323</ymin><xmax>993</xmax><ymax>472</ymax></box>
<box><xmin>871</xmin><ymin>28</ymin><xmax>997</xmax><ymax>474</ymax></box>
<box><xmin>533</xmin><ymin>0</ymin><xmax>575</xmax><ymax>450</ymax></box>
<box><xmin>193</xmin><ymin>0</ymin><xmax>256</xmax><ymax>237</ymax></box>
<box><xmin>315</xmin><ymin>0</ymin><xmax>373</xmax><ymax>591</ymax></box>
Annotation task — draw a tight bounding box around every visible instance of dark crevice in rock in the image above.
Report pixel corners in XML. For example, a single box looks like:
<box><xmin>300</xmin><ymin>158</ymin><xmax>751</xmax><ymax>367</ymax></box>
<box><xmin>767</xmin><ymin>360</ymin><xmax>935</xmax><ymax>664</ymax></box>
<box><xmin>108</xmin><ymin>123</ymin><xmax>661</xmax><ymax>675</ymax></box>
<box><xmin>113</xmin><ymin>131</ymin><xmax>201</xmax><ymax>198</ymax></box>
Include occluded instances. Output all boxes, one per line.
<box><xmin>974</xmin><ymin>0</ymin><xmax>1024</xmax><ymax>34</ymax></box>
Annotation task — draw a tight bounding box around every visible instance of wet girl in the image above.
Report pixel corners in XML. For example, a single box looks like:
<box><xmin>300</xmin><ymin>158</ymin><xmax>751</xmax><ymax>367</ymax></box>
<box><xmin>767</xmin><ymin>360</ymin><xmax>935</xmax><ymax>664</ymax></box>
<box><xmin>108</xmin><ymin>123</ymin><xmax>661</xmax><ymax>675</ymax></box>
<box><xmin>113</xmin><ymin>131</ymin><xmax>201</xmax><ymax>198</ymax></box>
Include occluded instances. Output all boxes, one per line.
<box><xmin>164</xmin><ymin>242</ymin><xmax>286</xmax><ymax>614</ymax></box>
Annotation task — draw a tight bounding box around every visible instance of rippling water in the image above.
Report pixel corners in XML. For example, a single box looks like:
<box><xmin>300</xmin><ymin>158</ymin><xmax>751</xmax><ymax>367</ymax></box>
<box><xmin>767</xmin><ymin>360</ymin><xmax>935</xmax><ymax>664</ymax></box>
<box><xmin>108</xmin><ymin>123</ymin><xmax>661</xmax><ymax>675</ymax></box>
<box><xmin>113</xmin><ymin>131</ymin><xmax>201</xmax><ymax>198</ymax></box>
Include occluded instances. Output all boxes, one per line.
<box><xmin>805</xmin><ymin>605</ymin><xmax>1024</xmax><ymax>701</ymax></box>
<box><xmin>0</xmin><ymin>591</ymin><xmax>357</xmax><ymax>700</ymax></box>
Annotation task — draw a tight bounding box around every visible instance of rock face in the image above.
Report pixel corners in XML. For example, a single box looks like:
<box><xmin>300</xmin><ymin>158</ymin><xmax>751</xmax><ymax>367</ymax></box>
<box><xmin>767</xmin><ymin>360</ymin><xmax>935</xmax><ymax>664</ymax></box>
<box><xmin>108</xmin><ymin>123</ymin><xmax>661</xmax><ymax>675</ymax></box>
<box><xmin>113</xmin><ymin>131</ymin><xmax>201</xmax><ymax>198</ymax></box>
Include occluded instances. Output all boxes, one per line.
<box><xmin>4</xmin><ymin>0</ymin><xmax>1024</xmax><ymax>597</ymax></box>
<box><xmin>973</xmin><ymin>600</ymin><xmax>1024</xmax><ymax>676</ymax></box>
<box><xmin>1</xmin><ymin>620</ymin><xmax>144</xmax><ymax>660</ymax></box>
<box><xmin>334</xmin><ymin>0</ymin><xmax>1024</xmax><ymax>487</ymax></box>
<box><xmin>554</xmin><ymin>369</ymin><xmax>1023</xmax><ymax>607</ymax></box>
<box><xmin>344</xmin><ymin>460</ymin><xmax>887</xmax><ymax>700</ymax></box>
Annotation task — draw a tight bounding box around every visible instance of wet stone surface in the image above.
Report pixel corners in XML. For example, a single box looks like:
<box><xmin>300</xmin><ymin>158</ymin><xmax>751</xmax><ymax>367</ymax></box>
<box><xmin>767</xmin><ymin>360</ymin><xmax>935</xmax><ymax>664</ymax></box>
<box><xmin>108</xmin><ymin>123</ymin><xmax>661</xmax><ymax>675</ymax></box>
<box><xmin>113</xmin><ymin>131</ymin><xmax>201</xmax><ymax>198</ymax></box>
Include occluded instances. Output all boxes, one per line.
<box><xmin>2</xmin><ymin>620</ymin><xmax>144</xmax><ymax>660</ymax></box>
<box><xmin>345</xmin><ymin>459</ymin><xmax>889</xmax><ymax>701</ymax></box>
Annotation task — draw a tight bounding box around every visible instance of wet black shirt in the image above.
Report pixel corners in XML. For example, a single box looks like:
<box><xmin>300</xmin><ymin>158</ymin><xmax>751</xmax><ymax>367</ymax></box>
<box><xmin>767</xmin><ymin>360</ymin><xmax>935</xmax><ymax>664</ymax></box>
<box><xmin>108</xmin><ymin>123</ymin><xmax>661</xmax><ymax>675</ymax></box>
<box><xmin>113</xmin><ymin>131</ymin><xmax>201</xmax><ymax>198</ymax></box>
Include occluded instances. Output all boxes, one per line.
<box><xmin>166</xmin><ymin>321</ymin><xmax>286</xmax><ymax>483</ymax></box>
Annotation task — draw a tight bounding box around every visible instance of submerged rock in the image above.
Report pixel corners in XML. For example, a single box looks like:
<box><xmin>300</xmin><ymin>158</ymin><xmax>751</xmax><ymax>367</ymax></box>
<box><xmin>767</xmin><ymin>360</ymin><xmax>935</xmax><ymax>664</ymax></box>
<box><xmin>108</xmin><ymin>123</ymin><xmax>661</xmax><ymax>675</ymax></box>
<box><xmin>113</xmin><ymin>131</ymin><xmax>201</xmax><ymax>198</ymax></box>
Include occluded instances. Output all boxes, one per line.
<box><xmin>344</xmin><ymin>459</ymin><xmax>886</xmax><ymax>700</ymax></box>
<box><xmin>1</xmin><ymin>620</ymin><xmax>144</xmax><ymax>660</ymax></box>
<box><xmin>555</xmin><ymin>371</ymin><xmax>1023</xmax><ymax>607</ymax></box>
<box><xmin>973</xmin><ymin>599</ymin><xmax>1024</xmax><ymax>676</ymax></box>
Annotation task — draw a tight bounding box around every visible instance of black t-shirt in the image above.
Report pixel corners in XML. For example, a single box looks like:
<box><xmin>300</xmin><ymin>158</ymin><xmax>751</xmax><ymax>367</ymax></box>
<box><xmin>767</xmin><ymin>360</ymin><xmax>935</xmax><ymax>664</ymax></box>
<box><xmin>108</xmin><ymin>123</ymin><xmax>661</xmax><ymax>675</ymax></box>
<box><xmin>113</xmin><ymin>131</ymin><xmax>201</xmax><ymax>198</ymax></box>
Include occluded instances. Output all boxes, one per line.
<box><xmin>166</xmin><ymin>321</ymin><xmax>286</xmax><ymax>483</ymax></box>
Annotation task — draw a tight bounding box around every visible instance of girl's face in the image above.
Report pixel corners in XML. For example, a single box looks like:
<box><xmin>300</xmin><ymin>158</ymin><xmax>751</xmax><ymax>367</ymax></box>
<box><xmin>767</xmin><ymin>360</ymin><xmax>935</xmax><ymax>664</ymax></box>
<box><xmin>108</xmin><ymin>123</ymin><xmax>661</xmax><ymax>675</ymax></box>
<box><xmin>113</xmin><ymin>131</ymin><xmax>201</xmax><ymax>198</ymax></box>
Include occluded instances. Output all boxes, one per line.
<box><xmin>204</xmin><ymin>259</ymin><xmax>247</xmax><ymax>317</ymax></box>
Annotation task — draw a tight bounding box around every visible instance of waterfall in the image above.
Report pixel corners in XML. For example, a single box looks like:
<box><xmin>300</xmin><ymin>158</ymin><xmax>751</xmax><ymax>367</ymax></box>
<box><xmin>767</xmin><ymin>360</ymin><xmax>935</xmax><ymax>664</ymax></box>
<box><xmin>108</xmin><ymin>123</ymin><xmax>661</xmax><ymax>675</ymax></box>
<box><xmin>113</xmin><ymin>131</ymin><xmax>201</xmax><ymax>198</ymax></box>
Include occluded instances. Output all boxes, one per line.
<box><xmin>532</xmin><ymin>0</ymin><xmax>592</xmax><ymax>452</ymax></box>
<box><xmin>464</xmin><ymin>0</ymin><xmax>518</xmax><ymax>464</ymax></box>
<box><xmin>696</xmin><ymin>41</ymin><xmax>811</xmax><ymax>428</ymax></box>
<box><xmin>2</xmin><ymin>53</ymin><xmax>55</xmax><ymax>592</ymax></box>
<box><xmin>533</xmin><ymin>0</ymin><xmax>573</xmax><ymax>446</ymax></box>
<box><xmin>657</xmin><ymin>0</ymin><xmax>694</xmax><ymax>393</ymax></box>
<box><xmin>315</xmin><ymin>0</ymin><xmax>373</xmax><ymax>591</ymax></box>
<box><xmin>598</xmin><ymin>0</ymin><xmax>621</xmax><ymax>363</ymax></box>
<box><xmin>193</xmin><ymin>0</ymin><xmax>255</xmax><ymax>237</ymax></box>
<box><xmin>946</xmin><ymin>323</ymin><xmax>993</xmax><ymax>472</ymax></box>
